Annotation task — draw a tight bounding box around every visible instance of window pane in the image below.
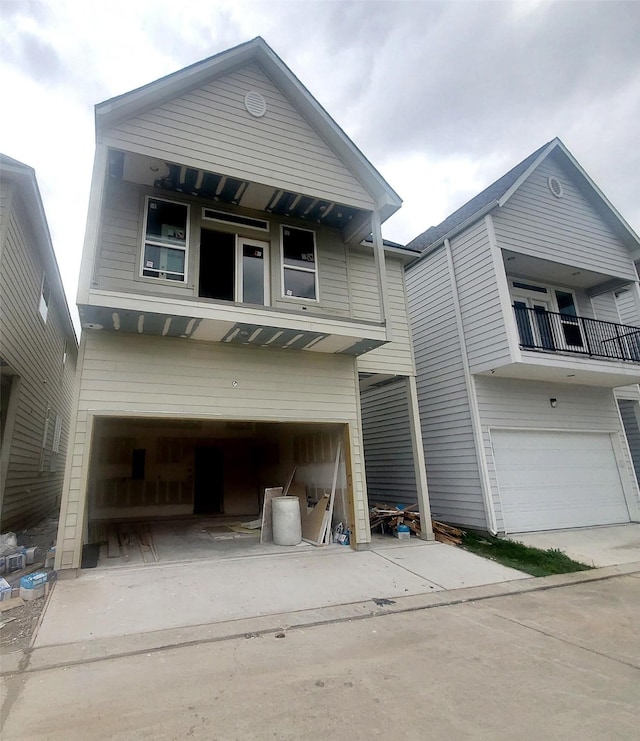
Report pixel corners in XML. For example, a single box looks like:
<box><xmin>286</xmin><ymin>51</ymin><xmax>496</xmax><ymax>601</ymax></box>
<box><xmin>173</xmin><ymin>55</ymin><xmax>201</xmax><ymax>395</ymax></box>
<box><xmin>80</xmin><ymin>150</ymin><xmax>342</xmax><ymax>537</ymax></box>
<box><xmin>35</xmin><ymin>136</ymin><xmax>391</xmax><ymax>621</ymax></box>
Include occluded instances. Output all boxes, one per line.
<box><xmin>242</xmin><ymin>245</ymin><xmax>265</xmax><ymax>305</ymax></box>
<box><xmin>284</xmin><ymin>268</ymin><xmax>316</xmax><ymax>299</ymax></box>
<box><xmin>146</xmin><ymin>199</ymin><xmax>187</xmax><ymax>245</ymax></box>
<box><xmin>282</xmin><ymin>227</ymin><xmax>315</xmax><ymax>268</ymax></box>
<box><xmin>143</xmin><ymin>244</ymin><xmax>185</xmax><ymax>279</ymax></box>
<box><xmin>556</xmin><ymin>291</ymin><xmax>577</xmax><ymax>316</ymax></box>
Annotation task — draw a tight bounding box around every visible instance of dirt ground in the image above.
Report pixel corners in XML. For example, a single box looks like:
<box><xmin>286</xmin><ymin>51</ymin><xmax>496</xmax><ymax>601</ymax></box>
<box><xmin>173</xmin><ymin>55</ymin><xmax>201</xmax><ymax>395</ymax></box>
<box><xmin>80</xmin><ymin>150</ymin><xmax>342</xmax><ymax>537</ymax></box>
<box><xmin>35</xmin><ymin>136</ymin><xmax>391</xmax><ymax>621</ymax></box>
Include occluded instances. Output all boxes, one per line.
<box><xmin>1</xmin><ymin>515</ymin><xmax>58</xmax><ymax>655</ymax></box>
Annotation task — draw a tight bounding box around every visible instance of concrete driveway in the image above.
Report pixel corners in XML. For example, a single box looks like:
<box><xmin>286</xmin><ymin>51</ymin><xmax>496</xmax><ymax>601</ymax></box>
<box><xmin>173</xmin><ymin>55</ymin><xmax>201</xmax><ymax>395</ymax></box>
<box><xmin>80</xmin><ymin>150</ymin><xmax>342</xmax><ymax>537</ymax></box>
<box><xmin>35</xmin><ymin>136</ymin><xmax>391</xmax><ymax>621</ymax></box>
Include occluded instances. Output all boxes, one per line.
<box><xmin>512</xmin><ymin>523</ymin><xmax>640</xmax><ymax>567</ymax></box>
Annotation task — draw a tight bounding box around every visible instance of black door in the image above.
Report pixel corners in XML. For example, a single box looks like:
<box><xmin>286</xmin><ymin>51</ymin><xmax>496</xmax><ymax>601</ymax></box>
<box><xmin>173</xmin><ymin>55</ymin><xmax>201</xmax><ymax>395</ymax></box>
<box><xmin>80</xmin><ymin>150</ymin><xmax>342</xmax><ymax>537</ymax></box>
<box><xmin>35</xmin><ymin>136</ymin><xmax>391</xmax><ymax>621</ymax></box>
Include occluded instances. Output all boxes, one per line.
<box><xmin>193</xmin><ymin>447</ymin><xmax>224</xmax><ymax>514</ymax></box>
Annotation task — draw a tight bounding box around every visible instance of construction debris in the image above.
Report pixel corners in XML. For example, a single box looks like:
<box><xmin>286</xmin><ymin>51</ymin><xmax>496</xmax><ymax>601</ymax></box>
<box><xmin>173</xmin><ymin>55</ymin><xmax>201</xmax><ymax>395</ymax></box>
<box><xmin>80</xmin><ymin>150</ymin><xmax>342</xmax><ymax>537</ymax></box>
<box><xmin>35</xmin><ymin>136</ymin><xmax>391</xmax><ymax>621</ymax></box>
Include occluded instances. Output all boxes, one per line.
<box><xmin>369</xmin><ymin>504</ymin><xmax>465</xmax><ymax>545</ymax></box>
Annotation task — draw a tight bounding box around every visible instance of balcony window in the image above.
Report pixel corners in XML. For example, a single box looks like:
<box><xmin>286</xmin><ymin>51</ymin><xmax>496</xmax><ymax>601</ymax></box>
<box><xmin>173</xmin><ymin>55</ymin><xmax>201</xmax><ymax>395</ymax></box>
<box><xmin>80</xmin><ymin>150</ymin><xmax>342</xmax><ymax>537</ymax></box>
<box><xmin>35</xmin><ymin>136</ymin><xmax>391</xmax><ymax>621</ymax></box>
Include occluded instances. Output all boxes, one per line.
<box><xmin>141</xmin><ymin>197</ymin><xmax>189</xmax><ymax>282</ymax></box>
<box><xmin>281</xmin><ymin>226</ymin><xmax>318</xmax><ymax>300</ymax></box>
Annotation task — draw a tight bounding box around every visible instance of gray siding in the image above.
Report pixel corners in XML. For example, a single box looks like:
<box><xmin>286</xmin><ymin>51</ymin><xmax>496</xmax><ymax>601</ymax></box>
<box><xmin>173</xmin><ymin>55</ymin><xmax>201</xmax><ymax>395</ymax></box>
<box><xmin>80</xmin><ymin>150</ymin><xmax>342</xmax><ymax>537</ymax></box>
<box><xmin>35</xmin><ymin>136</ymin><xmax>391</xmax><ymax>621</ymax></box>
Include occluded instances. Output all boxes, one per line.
<box><xmin>615</xmin><ymin>288</ymin><xmax>640</xmax><ymax>326</ymax></box>
<box><xmin>356</xmin><ymin>254</ymin><xmax>415</xmax><ymax>375</ymax></box>
<box><xmin>101</xmin><ymin>63</ymin><xmax>374</xmax><ymax>210</ymax></box>
<box><xmin>58</xmin><ymin>332</ymin><xmax>370</xmax><ymax>568</ymax></box>
<box><xmin>451</xmin><ymin>220</ymin><xmax>512</xmax><ymax>373</ymax></box>
<box><xmin>0</xmin><ymin>184</ymin><xmax>77</xmax><ymax>529</ymax></box>
<box><xmin>474</xmin><ymin>376</ymin><xmax>640</xmax><ymax>531</ymax></box>
<box><xmin>618</xmin><ymin>399</ymin><xmax>640</xmax><ymax>486</ymax></box>
<box><xmin>493</xmin><ymin>157</ymin><xmax>637</xmax><ymax>281</ymax></box>
<box><xmin>360</xmin><ymin>380</ymin><xmax>416</xmax><ymax>506</ymax></box>
<box><xmin>591</xmin><ymin>292</ymin><xmax>620</xmax><ymax>324</ymax></box>
<box><xmin>406</xmin><ymin>247</ymin><xmax>486</xmax><ymax>529</ymax></box>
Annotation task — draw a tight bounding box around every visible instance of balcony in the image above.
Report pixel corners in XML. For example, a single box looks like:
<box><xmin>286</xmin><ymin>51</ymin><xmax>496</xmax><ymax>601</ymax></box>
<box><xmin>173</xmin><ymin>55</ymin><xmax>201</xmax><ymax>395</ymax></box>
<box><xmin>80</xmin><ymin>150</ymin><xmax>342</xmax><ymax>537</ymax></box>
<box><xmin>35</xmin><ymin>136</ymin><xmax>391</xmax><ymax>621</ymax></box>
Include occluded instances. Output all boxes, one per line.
<box><xmin>513</xmin><ymin>305</ymin><xmax>640</xmax><ymax>363</ymax></box>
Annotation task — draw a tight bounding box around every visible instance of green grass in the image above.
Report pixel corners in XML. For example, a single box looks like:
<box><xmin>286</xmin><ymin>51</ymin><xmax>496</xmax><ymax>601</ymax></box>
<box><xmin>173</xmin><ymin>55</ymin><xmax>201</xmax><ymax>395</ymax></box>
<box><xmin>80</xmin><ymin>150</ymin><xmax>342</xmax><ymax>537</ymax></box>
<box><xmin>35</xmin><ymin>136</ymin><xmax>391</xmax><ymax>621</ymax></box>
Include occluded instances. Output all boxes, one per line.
<box><xmin>460</xmin><ymin>532</ymin><xmax>593</xmax><ymax>577</ymax></box>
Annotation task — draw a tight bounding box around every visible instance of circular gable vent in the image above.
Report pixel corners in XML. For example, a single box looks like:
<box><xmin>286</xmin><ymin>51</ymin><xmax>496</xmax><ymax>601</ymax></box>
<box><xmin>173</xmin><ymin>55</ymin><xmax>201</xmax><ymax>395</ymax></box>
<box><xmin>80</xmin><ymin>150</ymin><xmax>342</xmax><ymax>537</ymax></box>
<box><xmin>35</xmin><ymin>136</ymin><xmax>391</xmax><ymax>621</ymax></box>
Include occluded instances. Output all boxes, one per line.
<box><xmin>547</xmin><ymin>176</ymin><xmax>564</xmax><ymax>198</ymax></box>
<box><xmin>244</xmin><ymin>91</ymin><xmax>266</xmax><ymax>118</ymax></box>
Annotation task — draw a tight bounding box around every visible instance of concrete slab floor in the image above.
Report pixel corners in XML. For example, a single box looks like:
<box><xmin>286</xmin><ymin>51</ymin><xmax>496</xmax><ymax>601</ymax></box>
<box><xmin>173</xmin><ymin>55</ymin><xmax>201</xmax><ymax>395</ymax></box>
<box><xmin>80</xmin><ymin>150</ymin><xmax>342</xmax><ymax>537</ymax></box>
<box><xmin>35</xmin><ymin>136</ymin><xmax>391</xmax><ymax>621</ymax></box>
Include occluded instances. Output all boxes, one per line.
<box><xmin>512</xmin><ymin>523</ymin><xmax>640</xmax><ymax>567</ymax></box>
<box><xmin>34</xmin><ymin>540</ymin><xmax>528</xmax><ymax>647</ymax></box>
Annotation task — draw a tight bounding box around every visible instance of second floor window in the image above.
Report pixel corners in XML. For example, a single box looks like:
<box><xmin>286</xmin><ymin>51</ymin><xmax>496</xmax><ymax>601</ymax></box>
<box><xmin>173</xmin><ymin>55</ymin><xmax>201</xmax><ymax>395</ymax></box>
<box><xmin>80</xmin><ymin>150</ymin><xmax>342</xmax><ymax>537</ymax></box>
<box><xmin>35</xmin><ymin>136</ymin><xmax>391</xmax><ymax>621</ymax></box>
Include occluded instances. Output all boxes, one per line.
<box><xmin>281</xmin><ymin>226</ymin><xmax>317</xmax><ymax>300</ymax></box>
<box><xmin>39</xmin><ymin>274</ymin><xmax>50</xmax><ymax>322</ymax></box>
<box><xmin>141</xmin><ymin>197</ymin><xmax>189</xmax><ymax>282</ymax></box>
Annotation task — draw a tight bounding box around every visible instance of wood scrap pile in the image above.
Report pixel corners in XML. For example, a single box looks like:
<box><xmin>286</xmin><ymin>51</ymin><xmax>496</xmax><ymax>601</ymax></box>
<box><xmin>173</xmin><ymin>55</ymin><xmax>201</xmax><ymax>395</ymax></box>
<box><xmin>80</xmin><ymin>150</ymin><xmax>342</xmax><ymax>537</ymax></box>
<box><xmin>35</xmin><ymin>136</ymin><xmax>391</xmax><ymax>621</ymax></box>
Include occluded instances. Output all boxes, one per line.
<box><xmin>369</xmin><ymin>503</ymin><xmax>422</xmax><ymax>535</ymax></box>
<box><xmin>432</xmin><ymin>520</ymin><xmax>464</xmax><ymax>545</ymax></box>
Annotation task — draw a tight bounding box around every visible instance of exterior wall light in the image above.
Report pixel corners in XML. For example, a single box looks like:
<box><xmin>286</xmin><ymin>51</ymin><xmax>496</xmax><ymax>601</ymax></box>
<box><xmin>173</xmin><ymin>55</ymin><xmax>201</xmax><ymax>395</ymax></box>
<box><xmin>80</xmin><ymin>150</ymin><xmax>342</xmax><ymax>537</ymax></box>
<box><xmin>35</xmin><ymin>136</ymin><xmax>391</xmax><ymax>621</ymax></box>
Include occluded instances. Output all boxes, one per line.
<box><xmin>550</xmin><ymin>398</ymin><xmax>557</xmax><ymax>408</ymax></box>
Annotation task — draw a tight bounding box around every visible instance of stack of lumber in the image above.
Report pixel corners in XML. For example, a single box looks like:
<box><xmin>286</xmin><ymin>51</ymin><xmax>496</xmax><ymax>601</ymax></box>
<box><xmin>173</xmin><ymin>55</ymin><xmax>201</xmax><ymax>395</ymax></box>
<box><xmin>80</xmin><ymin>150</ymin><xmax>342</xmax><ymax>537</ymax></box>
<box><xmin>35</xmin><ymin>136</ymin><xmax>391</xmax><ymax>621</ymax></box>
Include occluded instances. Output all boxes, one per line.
<box><xmin>369</xmin><ymin>503</ymin><xmax>421</xmax><ymax>535</ymax></box>
<box><xmin>432</xmin><ymin>520</ymin><xmax>464</xmax><ymax>545</ymax></box>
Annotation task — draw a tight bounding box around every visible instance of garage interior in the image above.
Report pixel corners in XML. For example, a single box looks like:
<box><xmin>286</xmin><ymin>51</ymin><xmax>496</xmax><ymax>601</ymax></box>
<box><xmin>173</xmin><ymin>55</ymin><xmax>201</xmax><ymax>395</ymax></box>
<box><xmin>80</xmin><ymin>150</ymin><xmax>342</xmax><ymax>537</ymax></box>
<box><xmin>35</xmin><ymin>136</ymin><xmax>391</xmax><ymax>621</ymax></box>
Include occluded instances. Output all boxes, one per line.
<box><xmin>85</xmin><ymin>417</ymin><xmax>351</xmax><ymax>568</ymax></box>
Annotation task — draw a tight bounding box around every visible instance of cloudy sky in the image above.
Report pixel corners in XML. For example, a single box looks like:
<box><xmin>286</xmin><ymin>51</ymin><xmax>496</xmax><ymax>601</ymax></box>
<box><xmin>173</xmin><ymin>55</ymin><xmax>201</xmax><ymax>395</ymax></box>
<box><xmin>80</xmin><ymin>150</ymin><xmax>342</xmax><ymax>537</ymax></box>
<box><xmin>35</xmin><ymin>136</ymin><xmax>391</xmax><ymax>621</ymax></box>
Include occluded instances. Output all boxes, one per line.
<box><xmin>2</xmin><ymin>0</ymin><xmax>639</xmax><ymax>328</ymax></box>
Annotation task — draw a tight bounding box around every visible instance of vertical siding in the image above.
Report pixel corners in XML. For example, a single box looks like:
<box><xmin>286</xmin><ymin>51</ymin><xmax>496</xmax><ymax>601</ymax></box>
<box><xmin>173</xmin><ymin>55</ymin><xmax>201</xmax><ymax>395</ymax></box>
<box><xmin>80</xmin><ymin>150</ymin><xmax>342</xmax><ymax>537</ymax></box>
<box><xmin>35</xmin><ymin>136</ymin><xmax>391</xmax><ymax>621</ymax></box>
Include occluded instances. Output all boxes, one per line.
<box><xmin>618</xmin><ymin>399</ymin><xmax>640</xmax><ymax>486</ymax></box>
<box><xmin>493</xmin><ymin>156</ymin><xmax>637</xmax><ymax>280</ymax></box>
<box><xmin>451</xmin><ymin>220</ymin><xmax>512</xmax><ymax>372</ymax></box>
<box><xmin>0</xmin><ymin>187</ymin><xmax>77</xmax><ymax>529</ymax></box>
<box><xmin>57</xmin><ymin>333</ymin><xmax>369</xmax><ymax>568</ymax></box>
<box><xmin>474</xmin><ymin>376</ymin><xmax>640</xmax><ymax>531</ymax></box>
<box><xmin>405</xmin><ymin>248</ymin><xmax>486</xmax><ymax>529</ymax></box>
<box><xmin>101</xmin><ymin>63</ymin><xmax>374</xmax><ymax>210</ymax></box>
<box><xmin>360</xmin><ymin>379</ymin><xmax>416</xmax><ymax>506</ymax></box>
<box><xmin>356</xmin><ymin>254</ymin><xmax>414</xmax><ymax>375</ymax></box>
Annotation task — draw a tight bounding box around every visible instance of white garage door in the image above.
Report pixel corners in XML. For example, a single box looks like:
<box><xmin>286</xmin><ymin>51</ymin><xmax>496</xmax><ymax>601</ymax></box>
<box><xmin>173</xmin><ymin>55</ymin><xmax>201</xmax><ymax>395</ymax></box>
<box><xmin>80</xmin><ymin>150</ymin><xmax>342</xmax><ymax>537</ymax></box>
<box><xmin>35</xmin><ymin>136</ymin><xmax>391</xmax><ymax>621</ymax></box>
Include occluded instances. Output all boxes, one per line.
<box><xmin>491</xmin><ymin>430</ymin><xmax>631</xmax><ymax>533</ymax></box>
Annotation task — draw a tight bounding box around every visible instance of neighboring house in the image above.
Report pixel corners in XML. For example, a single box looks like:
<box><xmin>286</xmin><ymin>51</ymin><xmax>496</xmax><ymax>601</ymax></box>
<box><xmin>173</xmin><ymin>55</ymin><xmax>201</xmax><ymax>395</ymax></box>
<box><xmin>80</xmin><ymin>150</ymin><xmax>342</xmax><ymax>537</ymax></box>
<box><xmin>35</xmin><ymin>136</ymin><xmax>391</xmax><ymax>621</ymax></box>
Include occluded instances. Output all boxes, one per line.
<box><xmin>403</xmin><ymin>138</ymin><xmax>640</xmax><ymax>534</ymax></box>
<box><xmin>0</xmin><ymin>155</ymin><xmax>78</xmax><ymax>530</ymax></box>
<box><xmin>55</xmin><ymin>38</ymin><xmax>431</xmax><ymax>573</ymax></box>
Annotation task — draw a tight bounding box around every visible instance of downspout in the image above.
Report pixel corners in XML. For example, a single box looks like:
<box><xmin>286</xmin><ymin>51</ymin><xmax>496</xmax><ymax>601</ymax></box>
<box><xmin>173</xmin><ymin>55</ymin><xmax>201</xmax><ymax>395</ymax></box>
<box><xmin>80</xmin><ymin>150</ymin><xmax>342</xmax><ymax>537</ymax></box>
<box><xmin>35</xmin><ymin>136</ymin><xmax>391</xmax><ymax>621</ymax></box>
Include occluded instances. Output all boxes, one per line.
<box><xmin>443</xmin><ymin>238</ymin><xmax>498</xmax><ymax>535</ymax></box>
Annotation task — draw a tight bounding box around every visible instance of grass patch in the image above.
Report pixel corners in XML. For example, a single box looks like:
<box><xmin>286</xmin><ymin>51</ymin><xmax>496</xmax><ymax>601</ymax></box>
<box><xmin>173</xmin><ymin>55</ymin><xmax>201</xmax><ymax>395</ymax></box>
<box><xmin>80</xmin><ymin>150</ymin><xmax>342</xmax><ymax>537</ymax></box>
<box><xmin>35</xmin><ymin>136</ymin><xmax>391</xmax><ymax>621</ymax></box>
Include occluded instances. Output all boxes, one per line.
<box><xmin>461</xmin><ymin>532</ymin><xmax>593</xmax><ymax>577</ymax></box>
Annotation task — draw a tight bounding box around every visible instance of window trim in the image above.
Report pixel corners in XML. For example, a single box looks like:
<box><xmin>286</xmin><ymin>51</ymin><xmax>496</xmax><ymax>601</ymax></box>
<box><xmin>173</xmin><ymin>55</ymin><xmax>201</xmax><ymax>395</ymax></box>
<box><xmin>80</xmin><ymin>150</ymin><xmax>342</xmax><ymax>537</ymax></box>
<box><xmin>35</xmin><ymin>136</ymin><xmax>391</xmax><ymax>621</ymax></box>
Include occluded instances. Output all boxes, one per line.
<box><xmin>202</xmin><ymin>207</ymin><xmax>269</xmax><ymax>233</ymax></box>
<box><xmin>279</xmin><ymin>224</ymin><xmax>319</xmax><ymax>302</ymax></box>
<box><xmin>139</xmin><ymin>196</ymin><xmax>190</xmax><ymax>283</ymax></box>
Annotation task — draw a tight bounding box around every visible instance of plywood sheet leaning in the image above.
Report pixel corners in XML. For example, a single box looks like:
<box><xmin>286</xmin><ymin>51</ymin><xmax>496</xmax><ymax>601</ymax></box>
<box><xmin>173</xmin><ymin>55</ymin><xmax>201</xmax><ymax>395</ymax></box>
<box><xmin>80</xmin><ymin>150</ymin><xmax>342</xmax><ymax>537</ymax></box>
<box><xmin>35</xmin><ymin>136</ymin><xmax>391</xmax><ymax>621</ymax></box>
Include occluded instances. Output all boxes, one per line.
<box><xmin>260</xmin><ymin>487</ymin><xmax>283</xmax><ymax>543</ymax></box>
<box><xmin>324</xmin><ymin>440</ymin><xmax>342</xmax><ymax>545</ymax></box>
<box><xmin>302</xmin><ymin>494</ymin><xmax>330</xmax><ymax>545</ymax></box>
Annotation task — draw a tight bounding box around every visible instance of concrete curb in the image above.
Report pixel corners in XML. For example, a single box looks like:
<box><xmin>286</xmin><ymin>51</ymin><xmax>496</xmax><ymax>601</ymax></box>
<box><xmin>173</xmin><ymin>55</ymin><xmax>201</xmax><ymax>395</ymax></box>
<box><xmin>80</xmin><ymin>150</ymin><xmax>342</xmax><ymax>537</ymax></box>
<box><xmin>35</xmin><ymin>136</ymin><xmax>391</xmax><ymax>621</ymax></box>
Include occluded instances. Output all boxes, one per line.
<box><xmin>3</xmin><ymin>560</ymin><xmax>639</xmax><ymax>677</ymax></box>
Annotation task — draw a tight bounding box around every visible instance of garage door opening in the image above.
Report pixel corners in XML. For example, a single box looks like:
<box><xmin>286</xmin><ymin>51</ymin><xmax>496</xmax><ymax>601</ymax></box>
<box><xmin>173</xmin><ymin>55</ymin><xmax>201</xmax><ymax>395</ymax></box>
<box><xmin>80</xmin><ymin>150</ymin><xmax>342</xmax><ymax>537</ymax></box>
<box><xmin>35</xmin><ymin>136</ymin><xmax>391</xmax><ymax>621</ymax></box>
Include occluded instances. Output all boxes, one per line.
<box><xmin>84</xmin><ymin>417</ymin><xmax>352</xmax><ymax>568</ymax></box>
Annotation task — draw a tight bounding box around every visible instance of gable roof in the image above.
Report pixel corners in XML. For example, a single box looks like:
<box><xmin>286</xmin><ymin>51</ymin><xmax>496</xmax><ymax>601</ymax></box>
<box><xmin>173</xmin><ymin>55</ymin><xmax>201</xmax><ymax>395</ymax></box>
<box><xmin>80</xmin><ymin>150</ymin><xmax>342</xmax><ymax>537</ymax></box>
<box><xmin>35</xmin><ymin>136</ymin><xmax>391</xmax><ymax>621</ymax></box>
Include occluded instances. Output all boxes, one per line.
<box><xmin>96</xmin><ymin>37</ymin><xmax>402</xmax><ymax>222</ymax></box>
<box><xmin>407</xmin><ymin>138</ymin><xmax>640</xmax><ymax>258</ymax></box>
<box><xmin>0</xmin><ymin>154</ymin><xmax>78</xmax><ymax>346</ymax></box>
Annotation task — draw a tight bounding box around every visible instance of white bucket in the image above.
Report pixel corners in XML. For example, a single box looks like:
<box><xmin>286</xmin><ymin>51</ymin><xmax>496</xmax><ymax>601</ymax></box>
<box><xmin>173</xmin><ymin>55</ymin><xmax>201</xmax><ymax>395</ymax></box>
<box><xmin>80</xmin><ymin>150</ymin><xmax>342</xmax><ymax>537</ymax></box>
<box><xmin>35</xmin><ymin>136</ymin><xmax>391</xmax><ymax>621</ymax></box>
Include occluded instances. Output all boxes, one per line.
<box><xmin>272</xmin><ymin>496</ymin><xmax>302</xmax><ymax>546</ymax></box>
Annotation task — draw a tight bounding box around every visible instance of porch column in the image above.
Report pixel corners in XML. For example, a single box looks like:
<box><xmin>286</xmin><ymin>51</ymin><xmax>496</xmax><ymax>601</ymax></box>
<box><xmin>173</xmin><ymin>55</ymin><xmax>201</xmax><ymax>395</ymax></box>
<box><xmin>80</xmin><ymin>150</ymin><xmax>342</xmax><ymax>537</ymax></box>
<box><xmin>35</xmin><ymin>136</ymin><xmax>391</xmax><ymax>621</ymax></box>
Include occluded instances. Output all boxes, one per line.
<box><xmin>406</xmin><ymin>376</ymin><xmax>434</xmax><ymax>540</ymax></box>
<box><xmin>370</xmin><ymin>210</ymin><xmax>393</xmax><ymax>341</ymax></box>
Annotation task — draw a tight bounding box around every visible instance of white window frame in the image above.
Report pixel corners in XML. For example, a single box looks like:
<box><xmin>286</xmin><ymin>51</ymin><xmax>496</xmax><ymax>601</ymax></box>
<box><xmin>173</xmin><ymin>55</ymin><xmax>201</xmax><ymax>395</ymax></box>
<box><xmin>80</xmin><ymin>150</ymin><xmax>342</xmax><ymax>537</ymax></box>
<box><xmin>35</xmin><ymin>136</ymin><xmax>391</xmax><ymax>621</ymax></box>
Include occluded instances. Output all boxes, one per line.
<box><xmin>235</xmin><ymin>236</ymin><xmax>271</xmax><ymax>305</ymax></box>
<box><xmin>140</xmin><ymin>196</ymin><xmax>190</xmax><ymax>283</ymax></box>
<box><xmin>202</xmin><ymin>207</ymin><xmax>269</xmax><ymax>233</ymax></box>
<box><xmin>280</xmin><ymin>224</ymin><xmax>319</xmax><ymax>302</ymax></box>
<box><xmin>38</xmin><ymin>273</ymin><xmax>50</xmax><ymax>323</ymax></box>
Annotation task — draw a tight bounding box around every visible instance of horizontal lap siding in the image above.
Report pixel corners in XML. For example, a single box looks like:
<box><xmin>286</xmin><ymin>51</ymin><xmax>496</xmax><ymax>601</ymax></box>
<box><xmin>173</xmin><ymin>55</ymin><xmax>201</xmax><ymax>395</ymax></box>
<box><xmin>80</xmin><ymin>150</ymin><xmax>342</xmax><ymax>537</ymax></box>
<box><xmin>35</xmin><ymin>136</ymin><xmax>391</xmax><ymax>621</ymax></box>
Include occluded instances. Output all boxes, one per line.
<box><xmin>616</xmin><ymin>289</ymin><xmax>640</xmax><ymax>326</ymax></box>
<box><xmin>0</xmin><ymin>189</ymin><xmax>77</xmax><ymax>529</ymax></box>
<box><xmin>96</xmin><ymin>180</ymin><xmax>352</xmax><ymax>317</ymax></box>
<box><xmin>354</xmin><ymin>254</ymin><xmax>413</xmax><ymax>375</ymax></box>
<box><xmin>591</xmin><ymin>293</ymin><xmax>620</xmax><ymax>324</ymax></box>
<box><xmin>102</xmin><ymin>64</ymin><xmax>374</xmax><ymax>210</ymax></box>
<box><xmin>493</xmin><ymin>158</ymin><xmax>636</xmax><ymax>280</ymax></box>
<box><xmin>474</xmin><ymin>376</ymin><xmax>640</xmax><ymax>531</ymax></box>
<box><xmin>450</xmin><ymin>220</ymin><xmax>512</xmax><ymax>372</ymax></box>
<box><xmin>58</xmin><ymin>333</ymin><xmax>369</xmax><ymax>568</ymax></box>
<box><xmin>360</xmin><ymin>380</ymin><xmax>416</xmax><ymax>506</ymax></box>
<box><xmin>406</xmin><ymin>249</ymin><xmax>485</xmax><ymax>529</ymax></box>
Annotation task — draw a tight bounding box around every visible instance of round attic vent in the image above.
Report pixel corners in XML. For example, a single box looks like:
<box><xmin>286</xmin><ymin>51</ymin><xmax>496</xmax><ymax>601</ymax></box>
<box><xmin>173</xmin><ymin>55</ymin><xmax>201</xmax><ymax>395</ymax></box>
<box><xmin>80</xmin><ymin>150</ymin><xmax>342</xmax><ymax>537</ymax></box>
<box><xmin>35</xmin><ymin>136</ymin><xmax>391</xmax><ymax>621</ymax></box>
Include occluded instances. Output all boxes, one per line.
<box><xmin>547</xmin><ymin>176</ymin><xmax>564</xmax><ymax>198</ymax></box>
<box><xmin>244</xmin><ymin>91</ymin><xmax>266</xmax><ymax>117</ymax></box>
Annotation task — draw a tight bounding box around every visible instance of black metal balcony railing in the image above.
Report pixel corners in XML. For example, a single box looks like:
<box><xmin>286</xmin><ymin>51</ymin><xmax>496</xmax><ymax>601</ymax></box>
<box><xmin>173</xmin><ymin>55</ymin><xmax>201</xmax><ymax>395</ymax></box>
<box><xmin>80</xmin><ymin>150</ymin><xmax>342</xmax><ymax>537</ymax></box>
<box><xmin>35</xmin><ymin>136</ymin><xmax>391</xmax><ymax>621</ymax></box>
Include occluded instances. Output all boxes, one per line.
<box><xmin>513</xmin><ymin>305</ymin><xmax>640</xmax><ymax>362</ymax></box>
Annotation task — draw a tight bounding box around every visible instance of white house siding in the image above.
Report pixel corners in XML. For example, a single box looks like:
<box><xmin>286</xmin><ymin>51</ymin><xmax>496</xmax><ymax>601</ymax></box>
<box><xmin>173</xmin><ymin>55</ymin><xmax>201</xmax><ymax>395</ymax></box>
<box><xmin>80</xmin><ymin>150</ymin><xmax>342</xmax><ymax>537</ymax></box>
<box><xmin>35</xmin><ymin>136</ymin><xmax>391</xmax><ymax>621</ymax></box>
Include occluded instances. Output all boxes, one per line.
<box><xmin>591</xmin><ymin>292</ymin><xmax>621</xmax><ymax>324</ymax></box>
<box><xmin>356</xmin><ymin>255</ymin><xmax>414</xmax><ymax>376</ymax></box>
<box><xmin>95</xmin><ymin>178</ymin><xmax>353</xmax><ymax>318</ymax></box>
<box><xmin>450</xmin><ymin>220</ymin><xmax>513</xmax><ymax>373</ymax></box>
<box><xmin>615</xmin><ymin>288</ymin><xmax>640</xmax><ymax>326</ymax></box>
<box><xmin>360</xmin><ymin>380</ymin><xmax>416</xmax><ymax>506</ymax></box>
<box><xmin>101</xmin><ymin>63</ymin><xmax>374</xmax><ymax>211</ymax></box>
<box><xmin>57</xmin><ymin>332</ymin><xmax>370</xmax><ymax>569</ymax></box>
<box><xmin>0</xmin><ymin>186</ymin><xmax>77</xmax><ymax>528</ymax></box>
<box><xmin>474</xmin><ymin>376</ymin><xmax>640</xmax><ymax>531</ymax></box>
<box><xmin>405</xmin><ymin>248</ymin><xmax>486</xmax><ymax>529</ymax></box>
<box><xmin>493</xmin><ymin>157</ymin><xmax>637</xmax><ymax>281</ymax></box>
